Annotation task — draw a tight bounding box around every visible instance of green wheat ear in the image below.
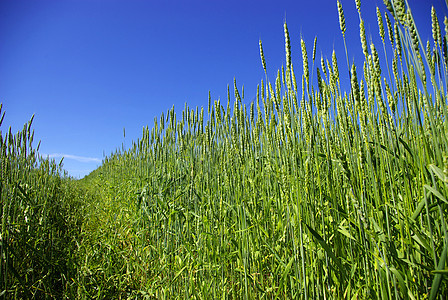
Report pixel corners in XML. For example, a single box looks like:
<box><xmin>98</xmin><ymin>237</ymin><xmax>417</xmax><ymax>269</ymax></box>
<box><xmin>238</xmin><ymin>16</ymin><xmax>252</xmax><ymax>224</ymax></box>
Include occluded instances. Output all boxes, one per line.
<box><xmin>351</xmin><ymin>64</ymin><xmax>360</xmax><ymax>112</ymax></box>
<box><xmin>444</xmin><ymin>16</ymin><xmax>448</xmax><ymax>66</ymax></box>
<box><xmin>377</xmin><ymin>7</ymin><xmax>385</xmax><ymax>43</ymax></box>
<box><xmin>393</xmin><ymin>0</ymin><xmax>407</xmax><ymax>26</ymax></box>
<box><xmin>360</xmin><ymin>19</ymin><xmax>368</xmax><ymax>58</ymax></box>
<box><xmin>371</xmin><ymin>44</ymin><xmax>381</xmax><ymax>78</ymax></box>
<box><xmin>301</xmin><ymin>38</ymin><xmax>309</xmax><ymax>87</ymax></box>
<box><xmin>321</xmin><ymin>56</ymin><xmax>327</xmax><ymax>79</ymax></box>
<box><xmin>394</xmin><ymin>22</ymin><xmax>402</xmax><ymax>60</ymax></box>
<box><xmin>445</xmin><ymin>16</ymin><xmax>448</xmax><ymax>37</ymax></box>
<box><xmin>355</xmin><ymin>0</ymin><xmax>361</xmax><ymax>14</ymax></box>
<box><xmin>259</xmin><ymin>40</ymin><xmax>267</xmax><ymax>74</ymax></box>
<box><xmin>312</xmin><ymin>36</ymin><xmax>317</xmax><ymax>64</ymax></box>
<box><xmin>431</xmin><ymin>6</ymin><xmax>442</xmax><ymax>48</ymax></box>
<box><xmin>385</xmin><ymin>12</ymin><xmax>394</xmax><ymax>48</ymax></box>
<box><xmin>337</xmin><ymin>0</ymin><xmax>346</xmax><ymax>36</ymax></box>
<box><xmin>332</xmin><ymin>50</ymin><xmax>340</xmax><ymax>86</ymax></box>
<box><xmin>284</xmin><ymin>22</ymin><xmax>291</xmax><ymax>70</ymax></box>
<box><xmin>408</xmin><ymin>12</ymin><xmax>419</xmax><ymax>52</ymax></box>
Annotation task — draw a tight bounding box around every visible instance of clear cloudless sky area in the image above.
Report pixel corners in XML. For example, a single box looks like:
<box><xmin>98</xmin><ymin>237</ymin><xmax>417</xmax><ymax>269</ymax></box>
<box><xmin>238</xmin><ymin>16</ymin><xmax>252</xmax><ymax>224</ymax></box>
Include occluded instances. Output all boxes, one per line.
<box><xmin>1</xmin><ymin>0</ymin><xmax>447</xmax><ymax>178</ymax></box>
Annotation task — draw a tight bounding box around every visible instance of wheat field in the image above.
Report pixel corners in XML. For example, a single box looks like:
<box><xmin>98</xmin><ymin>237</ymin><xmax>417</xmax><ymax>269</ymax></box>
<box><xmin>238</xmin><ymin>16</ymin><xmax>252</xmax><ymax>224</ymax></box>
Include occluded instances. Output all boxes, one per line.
<box><xmin>1</xmin><ymin>0</ymin><xmax>447</xmax><ymax>298</ymax></box>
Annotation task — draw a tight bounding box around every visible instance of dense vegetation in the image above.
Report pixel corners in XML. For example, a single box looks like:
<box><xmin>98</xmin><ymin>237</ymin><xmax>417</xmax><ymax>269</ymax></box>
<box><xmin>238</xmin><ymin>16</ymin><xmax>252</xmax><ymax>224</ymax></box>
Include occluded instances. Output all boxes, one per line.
<box><xmin>0</xmin><ymin>106</ymin><xmax>89</xmax><ymax>297</ymax></box>
<box><xmin>1</xmin><ymin>0</ymin><xmax>448</xmax><ymax>298</ymax></box>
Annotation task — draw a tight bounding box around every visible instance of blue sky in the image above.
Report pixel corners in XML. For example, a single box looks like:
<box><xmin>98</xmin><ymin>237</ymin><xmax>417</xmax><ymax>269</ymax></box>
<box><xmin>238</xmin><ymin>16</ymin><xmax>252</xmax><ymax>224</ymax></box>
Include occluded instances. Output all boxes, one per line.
<box><xmin>1</xmin><ymin>0</ymin><xmax>446</xmax><ymax>178</ymax></box>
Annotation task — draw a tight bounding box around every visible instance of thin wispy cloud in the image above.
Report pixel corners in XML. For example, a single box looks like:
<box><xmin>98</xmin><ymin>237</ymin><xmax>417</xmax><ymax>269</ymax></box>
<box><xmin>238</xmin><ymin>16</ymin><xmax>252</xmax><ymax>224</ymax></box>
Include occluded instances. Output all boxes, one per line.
<box><xmin>45</xmin><ymin>153</ymin><xmax>102</xmax><ymax>163</ymax></box>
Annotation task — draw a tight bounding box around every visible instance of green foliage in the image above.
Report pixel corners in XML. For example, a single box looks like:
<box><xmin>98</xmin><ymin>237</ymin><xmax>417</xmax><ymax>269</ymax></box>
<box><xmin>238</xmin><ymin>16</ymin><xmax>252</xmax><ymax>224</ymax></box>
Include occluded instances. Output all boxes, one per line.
<box><xmin>0</xmin><ymin>104</ymin><xmax>88</xmax><ymax>298</ymax></box>
<box><xmin>80</xmin><ymin>1</ymin><xmax>448</xmax><ymax>298</ymax></box>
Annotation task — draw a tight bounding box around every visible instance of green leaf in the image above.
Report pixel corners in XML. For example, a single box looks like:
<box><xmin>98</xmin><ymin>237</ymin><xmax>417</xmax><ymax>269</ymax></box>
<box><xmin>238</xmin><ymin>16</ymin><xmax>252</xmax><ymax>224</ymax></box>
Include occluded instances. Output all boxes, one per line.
<box><xmin>431</xmin><ymin>269</ymin><xmax>448</xmax><ymax>274</ymax></box>
<box><xmin>276</xmin><ymin>256</ymin><xmax>295</xmax><ymax>299</ymax></box>
<box><xmin>282</xmin><ymin>256</ymin><xmax>294</xmax><ymax>282</ymax></box>
<box><xmin>172</xmin><ymin>266</ymin><xmax>187</xmax><ymax>283</ymax></box>
<box><xmin>389</xmin><ymin>267</ymin><xmax>409</xmax><ymax>300</ymax></box>
<box><xmin>412</xmin><ymin>231</ymin><xmax>432</xmax><ymax>253</ymax></box>
<box><xmin>428</xmin><ymin>164</ymin><xmax>448</xmax><ymax>183</ymax></box>
<box><xmin>16</xmin><ymin>182</ymin><xmax>36</xmax><ymax>206</ymax></box>
<box><xmin>304</xmin><ymin>222</ymin><xmax>346</xmax><ymax>283</ymax></box>
<box><xmin>337</xmin><ymin>219</ymin><xmax>356</xmax><ymax>241</ymax></box>
<box><xmin>429</xmin><ymin>239</ymin><xmax>448</xmax><ymax>300</ymax></box>
<box><xmin>411</xmin><ymin>196</ymin><xmax>426</xmax><ymax>221</ymax></box>
<box><xmin>424</xmin><ymin>184</ymin><xmax>448</xmax><ymax>205</ymax></box>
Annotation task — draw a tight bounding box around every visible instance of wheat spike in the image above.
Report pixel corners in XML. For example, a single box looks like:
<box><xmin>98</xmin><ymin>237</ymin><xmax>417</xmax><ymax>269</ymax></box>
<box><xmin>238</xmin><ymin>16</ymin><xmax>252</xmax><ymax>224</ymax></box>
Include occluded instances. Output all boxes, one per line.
<box><xmin>360</xmin><ymin>20</ymin><xmax>369</xmax><ymax>58</ymax></box>
<box><xmin>337</xmin><ymin>1</ymin><xmax>346</xmax><ymax>36</ymax></box>
<box><xmin>259</xmin><ymin>40</ymin><xmax>267</xmax><ymax>74</ymax></box>
<box><xmin>377</xmin><ymin>7</ymin><xmax>385</xmax><ymax>43</ymax></box>
<box><xmin>431</xmin><ymin>6</ymin><xmax>441</xmax><ymax>48</ymax></box>
<box><xmin>301</xmin><ymin>38</ymin><xmax>310</xmax><ymax>87</ymax></box>
<box><xmin>355</xmin><ymin>0</ymin><xmax>361</xmax><ymax>14</ymax></box>
<box><xmin>385</xmin><ymin>12</ymin><xmax>394</xmax><ymax>48</ymax></box>
<box><xmin>284</xmin><ymin>22</ymin><xmax>291</xmax><ymax>70</ymax></box>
